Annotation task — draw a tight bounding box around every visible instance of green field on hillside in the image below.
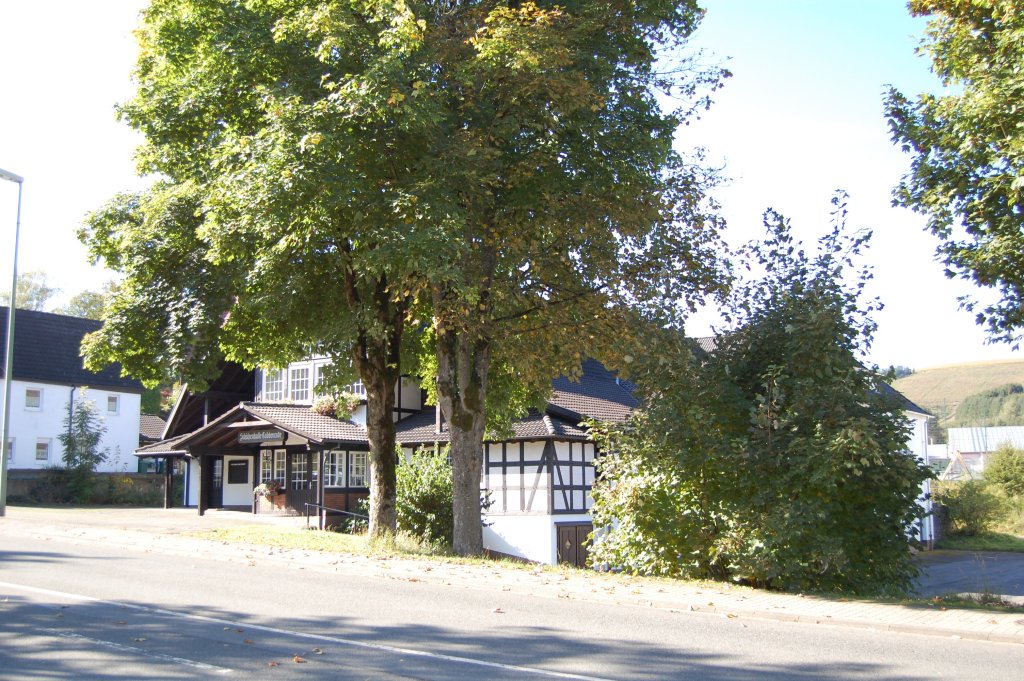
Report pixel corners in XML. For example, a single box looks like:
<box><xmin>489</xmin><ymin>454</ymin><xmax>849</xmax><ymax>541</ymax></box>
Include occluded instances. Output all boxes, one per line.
<box><xmin>892</xmin><ymin>359</ymin><xmax>1024</xmax><ymax>426</ymax></box>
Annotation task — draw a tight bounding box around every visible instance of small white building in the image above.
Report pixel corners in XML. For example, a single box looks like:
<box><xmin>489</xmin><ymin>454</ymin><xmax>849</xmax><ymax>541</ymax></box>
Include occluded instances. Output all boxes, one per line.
<box><xmin>1</xmin><ymin>307</ymin><xmax>143</xmax><ymax>473</ymax></box>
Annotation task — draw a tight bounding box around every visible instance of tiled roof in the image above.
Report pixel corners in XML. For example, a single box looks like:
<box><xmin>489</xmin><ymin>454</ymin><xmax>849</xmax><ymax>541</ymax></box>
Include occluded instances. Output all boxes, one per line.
<box><xmin>549</xmin><ymin>358</ymin><xmax>637</xmax><ymax>423</ymax></box>
<box><xmin>135</xmin><ymin>433</ymin><xmax>190</xmax><ymax>458</ymax></box>
<box><xmin>877</xmin><ymin>382</ymin><xmax>930</xmax><ymax>417</ymax></box>
<box><xmin>395</xmin><ymin>407</ymin><xmax>590</xmax><ymax>445</ymax></box>
<box><xmin>0</xmin><ymin>307</ymin><xmax>143</xmax><ymax>392</ymax></box>
<box><xmin>139</xmin><ymin>414</ymin><xmax>167</xmax><ymax>442</ymax></box>
<box><xmin>242</xmin><ymin>402</ymin><xmax>368</xmax><ymax>444</ymax></box>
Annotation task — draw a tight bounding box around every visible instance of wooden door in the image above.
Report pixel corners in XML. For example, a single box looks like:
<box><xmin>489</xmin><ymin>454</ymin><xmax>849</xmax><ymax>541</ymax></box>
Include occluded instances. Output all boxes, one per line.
<box><xmin>286</xmin><ymin>452</ymin><xmax>316</xmax><ymax>514</ymax></box>
<box><xmin>556</xmin><ymin>522</ymin><xmax>592</xmax><ymax>568</ymax></box>
<box><xmin>205</xmin><ymin>457</ymin><xmax>224</xmax><ymax>509</ymax></box>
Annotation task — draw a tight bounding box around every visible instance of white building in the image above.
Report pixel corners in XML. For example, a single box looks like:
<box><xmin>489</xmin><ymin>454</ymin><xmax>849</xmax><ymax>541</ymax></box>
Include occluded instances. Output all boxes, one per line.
<box><xmin>1</xmin><ymin>307</ymin><xmax>143</xmax><ymax>473</ymax></box>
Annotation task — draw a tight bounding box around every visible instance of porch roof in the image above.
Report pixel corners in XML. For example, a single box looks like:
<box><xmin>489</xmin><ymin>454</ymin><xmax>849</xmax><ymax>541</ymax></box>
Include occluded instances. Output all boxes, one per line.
<box><xmin>133</xmin><ymin>401</ymin><xmax>369</xmax><ymax>458</ymax></box>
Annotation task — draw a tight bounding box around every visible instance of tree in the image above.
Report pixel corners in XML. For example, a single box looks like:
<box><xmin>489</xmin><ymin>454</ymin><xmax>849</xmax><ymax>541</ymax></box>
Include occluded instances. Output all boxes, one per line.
<box><xmin>0</xmin><ymin>271</ymin><xmax>59</xmax><ymax>311</ymax></box>
<box><xmin>408</xmin><ymin>0</ymin><xmax>727</xmax><ymax>555</ymax></box>
<box><xmin>591</xmin><ymin>198</ymin><xmax>932</xmax><ymax>595</ymax></box>
<box><xmin>985</xmin><ymin>443</ymin><xmax>1024</xmax><ymax>497</ymax></box>
<box><xmin>81</xmin><ymin>1</ymin><xmax>726</xmax><ymax>552</ymax></box>
<box><xmin>80</xmin><ymin>0</ymin><xmax>439</xmax><ymax>537</ymax></box>
<box><xmin>57</xmin><ymin>390</ymin><xmax>109</xmax><ymax>502</ymax></box>
<box><xmin>886</xmin><ymin>0</ymin><xmax>1024</xmax><ymax>345</ymax></box>
<box><xmin>56</xmin><ymin>281</ymin><xmax>120</xmax><ymax>320</ymax></box>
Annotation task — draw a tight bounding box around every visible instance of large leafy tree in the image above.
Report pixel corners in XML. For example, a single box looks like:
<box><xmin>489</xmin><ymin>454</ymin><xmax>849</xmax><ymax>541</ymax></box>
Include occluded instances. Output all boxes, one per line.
<box><xmin>81</xmin><ymin>0</ymin><xmax>440</xmax><ymax>537</ymax></box>
<box><xmin>408</xmin><ymin>1</ymin><xmax>726</xmax><ymax>555</ymax></box>
<box><xmin>591</xmin><ymin>198</ymin><xmax>931</xmax><ymax>595</ymax></box>
<box><xmin>886</xmin><ymin>0</ymin><xmax>1024</xmax><ymax>345</ymax></box>
<box><xmin>81</xmin><ymin>1</ymin><xmax>724</xmax><ymax>550</ymax></box>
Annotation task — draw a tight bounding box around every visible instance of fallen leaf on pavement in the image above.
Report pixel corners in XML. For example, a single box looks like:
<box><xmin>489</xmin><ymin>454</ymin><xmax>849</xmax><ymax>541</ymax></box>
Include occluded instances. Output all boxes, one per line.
<box><xmin>244</xmin><ymin>639</ymin><xmax>253</xmax><ymax>645</ymax></box>
<box><xmin>492</xmin><ymin>607</ymin><xmax>505</xmax><ymax>614</ymax></box>
<box><xmin>312</xmin><ymin>648</ymin><xmax>323</xmax><ymax>655</ymax></box>
<box><xmin>293</xmin><ymin>656</ymin><xmax>307</xmax><ymax>663</ymax></box>
<box><xmin>268</xmin><ymin>661</ymin><xmax>279</xmax><ymax>667</ymax></box>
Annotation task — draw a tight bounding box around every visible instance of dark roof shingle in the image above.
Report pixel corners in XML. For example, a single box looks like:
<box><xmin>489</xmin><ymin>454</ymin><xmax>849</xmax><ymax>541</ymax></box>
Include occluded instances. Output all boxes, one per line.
<box><xmin>0</xmin><ymin>307</ymin><xmax>142</xmax><ymax>392</ymax></box>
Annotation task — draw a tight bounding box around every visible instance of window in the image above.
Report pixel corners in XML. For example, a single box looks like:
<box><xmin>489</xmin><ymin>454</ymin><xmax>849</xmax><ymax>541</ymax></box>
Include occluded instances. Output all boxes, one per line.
<box><xmin>349</xmin><ymin>451</ymin><xmax>368</xmax><ymax>488</ymax></box>
<box><xmin>35</xmin><ymin>439</ymin><xmax>50</xmax><ymax>463</ymax></box>
<box><xmin>25</xmin><ymin>388</ymin><xmax>41</xmax><ymax>410</ymax></box>
<box><xmin>4</xmin><ymin>438</ymin><xmax>12</xmax><ymax>464</ymax></box>
<box><xmin>260</xmin><ymin>450</ymin><xmax>285</xmax><ymax>484</ymax></box>
<box><xmin>347</xmin><ymin>381</ymin><xmax>366</xmax><ymax>397</ymax></box>
<box><xmin>323</xmin><ymin>450</ymin><xmax>345</xmax><ymax>487</ymax></box>
<box><xmin>313</xmin><ymin>364</ymin><xmax>327</xmax><ymax>396</ymax></box>
<box><xmin>263</xmin><ymin>369</ymin><xmax>284</xmax><ymax>401</ymax></box>
<box><xmin>290</xmin><ymin>366</ymin><xmax>310</xmax><ymax>402</ymax></box>
<box><xmin>291</xmin><ymin>455</ymin><xmax>308</xmax><ymax>490</ymax></box>
<box><xmin>107</xmin><ymin>395</ymin><xmax>119</xmax><ymax>414</ymax></box>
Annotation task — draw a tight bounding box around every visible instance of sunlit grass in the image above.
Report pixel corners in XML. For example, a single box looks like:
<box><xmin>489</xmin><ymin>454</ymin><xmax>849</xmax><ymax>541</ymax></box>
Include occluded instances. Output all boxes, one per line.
<box><xmin>935</xmin><ymin>531</ymin><xmax>1024</xmax><ymax>553</ymax></box>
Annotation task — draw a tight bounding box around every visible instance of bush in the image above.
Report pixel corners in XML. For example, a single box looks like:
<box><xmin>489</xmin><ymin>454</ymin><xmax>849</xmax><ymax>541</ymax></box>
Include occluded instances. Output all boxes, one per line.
<box><xmin>985</xmin><ymin>444</ymin><xmax>1024</xmax><ymax>497</ymax></box>
<box><xmin>396</xmin><ymin>447</ymin><xmax>453</xmax><ymax>547</ymax></box>
<box><xmin>933</xmin><ymin>480</ymin><xmax>1003</xmax><ymax>536</ymax></box>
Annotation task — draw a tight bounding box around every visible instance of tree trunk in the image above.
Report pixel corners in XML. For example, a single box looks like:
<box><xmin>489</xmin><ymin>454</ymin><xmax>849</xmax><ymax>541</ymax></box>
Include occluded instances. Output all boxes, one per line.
<box><xmin>436</xmin><ymin>324</ymin><xmax>490</xmax><ymax>556</ymax></box>
<box><xmin>363</xmin><ymin>356</ymin><xmax>397</xmax><ymax>538</ymax></box>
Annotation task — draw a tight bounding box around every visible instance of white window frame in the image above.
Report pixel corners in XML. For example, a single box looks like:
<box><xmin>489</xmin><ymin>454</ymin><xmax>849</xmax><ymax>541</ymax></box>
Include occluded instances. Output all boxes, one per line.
<box><xmin>25</xmin><ymin>387</ymin><xmax>42</xmax><ymax>410</ymax></box>
<box><xmin>107</xmin><ymin>394</ymin><xmax>120</xmax><ymax>414</ymax></box>
<box><xmin>35</xmin><ymin>439</ymin><xmax>51</xmax><ymax>463</ymax></box>
<box><xmin>260</xmin><ymin>450</ymin><xmax>286</xmax><ymax>484</ymax></box>
<box><xmin>347</xmin><ymin>381</ymin><xmax>366</xmax><ymax>397</ymax></box>
<box><xmin>263</xmin><ymin>369</ymin><xmax>284</xmax><ymax>401</ymax></box>
<box><xmin>289</xmin><ymin>366</ymin><xmax>311</xmax><ymax>402</ymax></box>
<box><xmin>349</xmin><ymin>451</ymin><xmax>368</xmax><ymax>488</ymax></box>
<box><xmin>323</xmin><ymin>450</ymin><xmax>345</xmax><ymax>487</ymax></box>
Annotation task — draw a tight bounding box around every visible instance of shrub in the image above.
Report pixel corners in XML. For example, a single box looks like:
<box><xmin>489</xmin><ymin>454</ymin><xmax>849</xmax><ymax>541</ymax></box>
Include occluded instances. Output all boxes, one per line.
<box><xmin>932</xmin><ymin>480</ymin><xmax>1003</xmax><ymax>536</ymax></box>
<box><xmin>396</xmin><ymin>446</ymin><xmax>453</xmax><ymax>547</ymax></box>
<box><xmin>985</xmin><ymin>444</ymin><xmax>1024</xmax><ymax>497</ymax></box>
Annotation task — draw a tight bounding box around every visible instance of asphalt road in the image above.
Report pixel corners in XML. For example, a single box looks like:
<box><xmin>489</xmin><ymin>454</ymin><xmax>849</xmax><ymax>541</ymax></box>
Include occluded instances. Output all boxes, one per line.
<box><xmin>1</xmin><ymin>531</ymin><xmax>1022</xmax><ymax>680</ymax></box>
<box><xmin>915</xmin><ymin>550</ymin><xmax>1024</xmax><ymax>599</ymax></box>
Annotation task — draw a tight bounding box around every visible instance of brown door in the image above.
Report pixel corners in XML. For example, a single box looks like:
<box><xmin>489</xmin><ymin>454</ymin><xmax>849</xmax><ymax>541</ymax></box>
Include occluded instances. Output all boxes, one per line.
<box><xmin>557</xmin><ymin>523</ymin><xmax>592</xmax><ymax>568</ymax></box>
<box><xmin>205</xmin><ymin>457</ymin><xmax>224</xmax><ymax>509</ymax></box>
<box><xmin>286</xmin><ymin>452</ymin><xmax>316</xmax><ymax>514</ymax></box>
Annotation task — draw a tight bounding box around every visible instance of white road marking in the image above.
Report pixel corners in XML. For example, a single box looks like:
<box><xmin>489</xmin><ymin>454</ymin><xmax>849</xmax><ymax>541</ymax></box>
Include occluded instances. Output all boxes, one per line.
<box><xmin>40</xmin><ymin>628</ymin><xmax>233</xmax><ymax>674</ymax></box>
<box><xmin>1</xmin><ymin>581</ymin><xmax>614</xmax><ymax>681</ymax></box>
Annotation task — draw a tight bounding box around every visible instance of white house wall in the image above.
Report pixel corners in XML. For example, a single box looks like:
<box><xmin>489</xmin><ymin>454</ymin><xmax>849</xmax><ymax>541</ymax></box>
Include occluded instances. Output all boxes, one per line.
<box><xmin>484</xmin><ymin>441</ymin><xmax>550</xmax><ymax>515</ymax></box>
<box><xmin>2</xmin><ymin>380</ymin><xmax>141</xmax><ymax>473</ymax></box>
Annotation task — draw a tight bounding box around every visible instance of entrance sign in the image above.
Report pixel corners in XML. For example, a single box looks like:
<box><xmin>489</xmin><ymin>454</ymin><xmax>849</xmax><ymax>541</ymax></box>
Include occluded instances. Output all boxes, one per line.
<box><xmin>238</xmin><ymin>429</ymin><xmax>284</xmax><ymax>444</ymax></box>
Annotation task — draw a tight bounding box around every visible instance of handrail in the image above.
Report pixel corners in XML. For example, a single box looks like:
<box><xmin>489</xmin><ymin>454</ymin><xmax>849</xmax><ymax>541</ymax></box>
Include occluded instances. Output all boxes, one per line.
<box><xmin>304</xmin><ymin>502</ymin><xmax>369</xmax><ymax>530</ymax></box>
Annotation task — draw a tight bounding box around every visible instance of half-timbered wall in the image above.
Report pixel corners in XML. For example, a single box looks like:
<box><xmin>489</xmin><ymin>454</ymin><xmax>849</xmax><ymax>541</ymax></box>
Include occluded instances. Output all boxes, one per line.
<box><xmin>483</xmin><ymin>441</ymin><xmax>550</xmax><ymax>515</ymax></box>
<box><xmin>550</xmin><ymin>441</ymin><xmax>596</xmax><ymax>514</ymax></box>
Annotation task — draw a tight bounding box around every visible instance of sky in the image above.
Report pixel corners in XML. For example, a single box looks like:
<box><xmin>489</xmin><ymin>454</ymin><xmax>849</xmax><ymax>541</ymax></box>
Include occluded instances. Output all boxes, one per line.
<box><xmin>0</xmin><ymin>0</ymin><xmax>1018</xmax><ymax>370</ymax></box>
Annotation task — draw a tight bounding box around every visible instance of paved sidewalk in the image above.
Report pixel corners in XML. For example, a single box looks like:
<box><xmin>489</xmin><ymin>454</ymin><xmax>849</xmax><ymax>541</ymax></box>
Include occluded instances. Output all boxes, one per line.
<box><xmin>3</xmin><ymin>506</ymin><xmax>1023</xmax><ymax>645</ymax></box>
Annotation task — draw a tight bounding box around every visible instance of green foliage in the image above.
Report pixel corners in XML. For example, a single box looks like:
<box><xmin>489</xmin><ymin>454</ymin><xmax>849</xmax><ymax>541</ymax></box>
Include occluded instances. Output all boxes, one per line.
<box><xmin>887</xmin><ymin>365</ymin><xmax>915</xmax><ymax>380</ymax></box>
<box><xmin>933</xmin><ymin>480</ymin><xmax>1003</xmax><ymax>536</ymax></box>
<box><xmin>953</xmin><ymin>384</ymin><xmax>1024</xmax><ymax>426</ymax></box>
<box><xmin>57</xmin><ymin>392</ymin><xmax>111</xmax><ymax>503</ymax></box>
<box><xmin>985</xmin><ymin>444</ymin><xmax>1024</xmax><ymax>497</ymax></box>
<box><xmin>396</xmin><ymin>447</ymin><xmax>453</xmax><ymax>547</ymax></box>
<box><xmin>0</xmin><ymin>271</ymin><xmax>59</xmax><ymax>311</ymax></box>
<box><xmin>591</xmin><ymin>198</ymin><xmax>931</xmax><ymax>595</ymax></box>
<box><xmin>310</xmin><ymin>393</ymin><xmax>362</xmax><ymax>421</ymax></box>
<box><xmin>886</xmin><ymin>0</ymin><xmax>1024</xmax><ymax>345</ymax></box>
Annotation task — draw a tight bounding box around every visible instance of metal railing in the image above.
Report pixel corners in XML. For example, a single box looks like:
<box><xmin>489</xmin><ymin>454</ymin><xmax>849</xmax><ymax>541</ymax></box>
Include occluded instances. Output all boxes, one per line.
<box><xmin>304</xmin><ymin>502</ymin><xmax>369</xmax><ymax>531</ymax></box>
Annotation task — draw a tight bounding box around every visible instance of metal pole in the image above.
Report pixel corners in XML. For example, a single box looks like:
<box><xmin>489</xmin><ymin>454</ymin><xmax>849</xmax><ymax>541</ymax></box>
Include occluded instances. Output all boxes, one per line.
<box><xmin>0</xmin><ymin>167</ymin><xmax>24</xmax><ymax>517</ymax></box>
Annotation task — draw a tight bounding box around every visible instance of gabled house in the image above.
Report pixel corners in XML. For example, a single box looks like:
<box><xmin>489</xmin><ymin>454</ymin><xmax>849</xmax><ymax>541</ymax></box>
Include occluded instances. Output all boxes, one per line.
<box><xmin>1</xmin><ymin>307</ymin><xmax>143</xmax><ymax>473</ymax></box>
<box><xmin>137</xmin><ymin>349</ymin><xmax>932</xmax><ymax>564</ymax></box>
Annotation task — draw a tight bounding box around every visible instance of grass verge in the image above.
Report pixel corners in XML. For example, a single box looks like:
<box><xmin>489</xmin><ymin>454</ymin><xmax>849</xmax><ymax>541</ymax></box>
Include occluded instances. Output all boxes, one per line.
<box><xmin>935</xmin><ymin>532</ymin><xmax>1024</xmax><ymax>553</ymax></box>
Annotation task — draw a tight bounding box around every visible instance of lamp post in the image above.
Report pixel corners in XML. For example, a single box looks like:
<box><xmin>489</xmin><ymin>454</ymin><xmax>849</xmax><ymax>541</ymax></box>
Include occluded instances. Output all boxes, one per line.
<box><xmin>0</xmin><ymin>167</ymin><xmax>23</xmax><ymax>517</ymax></box>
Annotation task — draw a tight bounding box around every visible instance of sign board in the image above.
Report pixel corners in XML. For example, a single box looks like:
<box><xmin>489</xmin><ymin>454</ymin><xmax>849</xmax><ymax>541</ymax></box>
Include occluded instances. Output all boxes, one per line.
<box><xmin>238</xmin><ymin>429</ymin><xmax>285</xmax><ymax>444</ymax></box>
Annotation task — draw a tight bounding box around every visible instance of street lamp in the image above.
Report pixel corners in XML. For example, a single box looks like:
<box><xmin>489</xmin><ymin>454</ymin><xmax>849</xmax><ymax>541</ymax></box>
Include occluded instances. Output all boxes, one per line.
<box><xmin>0</xmin><ymin>167</ymin><xmax>23</xmax><ymax>517</ymax></box>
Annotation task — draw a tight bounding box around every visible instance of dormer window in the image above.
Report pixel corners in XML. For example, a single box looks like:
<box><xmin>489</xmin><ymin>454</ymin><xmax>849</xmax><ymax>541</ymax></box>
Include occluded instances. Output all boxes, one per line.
<box><xmin>263</xmin><ymin>369</ymin><xmax>284</xmax><ymax>401</ymax></box>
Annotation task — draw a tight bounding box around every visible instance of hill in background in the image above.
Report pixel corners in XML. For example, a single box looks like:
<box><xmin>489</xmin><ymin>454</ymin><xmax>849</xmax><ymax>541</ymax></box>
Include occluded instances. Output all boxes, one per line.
<box><xmin>893</xmin><ymin>359</ymin><xmax>1024</xmax><ymax>433</ymax></box>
